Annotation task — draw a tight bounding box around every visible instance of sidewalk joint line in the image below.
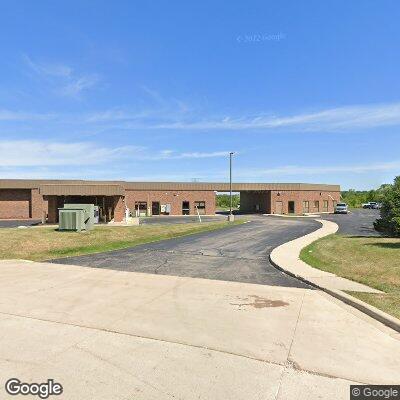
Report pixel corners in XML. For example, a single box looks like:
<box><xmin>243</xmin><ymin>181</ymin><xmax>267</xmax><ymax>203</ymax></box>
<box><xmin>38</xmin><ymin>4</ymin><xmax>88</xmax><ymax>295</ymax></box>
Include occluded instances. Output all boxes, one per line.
<box><xmin>0</xmin><ymin>309</ymin><xmax>367</xmax><ymax>384</ymax></box>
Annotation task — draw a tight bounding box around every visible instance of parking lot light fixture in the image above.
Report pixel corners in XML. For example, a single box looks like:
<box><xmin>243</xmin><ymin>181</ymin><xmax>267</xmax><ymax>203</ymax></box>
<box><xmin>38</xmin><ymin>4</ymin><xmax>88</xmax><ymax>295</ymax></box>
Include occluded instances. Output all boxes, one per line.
<box><xmin>228</xmin><ymin>152</ymin><xmax>235</xmax><ymax>222</ymax></box>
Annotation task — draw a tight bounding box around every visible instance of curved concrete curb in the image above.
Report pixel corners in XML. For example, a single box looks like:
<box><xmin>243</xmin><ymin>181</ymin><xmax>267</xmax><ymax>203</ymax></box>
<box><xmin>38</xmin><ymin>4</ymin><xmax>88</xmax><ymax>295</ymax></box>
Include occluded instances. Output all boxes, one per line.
<box><xmin>270</xmin><ymin>219</ymin><xmax>400</xmax><ymax>333</ymax></box>
<box><xmin>322</xmin><ymin>288</ymin><xmax>400</xmax><ymax>334</ymax></box>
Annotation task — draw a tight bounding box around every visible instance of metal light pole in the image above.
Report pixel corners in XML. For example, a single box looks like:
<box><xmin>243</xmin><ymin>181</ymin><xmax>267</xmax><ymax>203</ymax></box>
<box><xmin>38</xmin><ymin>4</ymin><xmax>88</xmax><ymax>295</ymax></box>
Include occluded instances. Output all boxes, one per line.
<box><xmin>228</xmin><ymin>152</ymin><xmax>235</xmax><ymax>222</ymax></box>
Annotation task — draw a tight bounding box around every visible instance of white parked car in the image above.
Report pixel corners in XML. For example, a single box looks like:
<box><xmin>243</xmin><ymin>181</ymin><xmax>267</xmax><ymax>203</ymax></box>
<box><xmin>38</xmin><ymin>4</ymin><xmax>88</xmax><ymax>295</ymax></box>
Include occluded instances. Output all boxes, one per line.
<box><xmin>334</xmin><ymin>203</ymin><xmax>348</xmax><ymax>214</ymax></box>
<box><xmin>362</xmin><ymin>201</ymin><xmax>379</xmax><ymax>209</ymax></box>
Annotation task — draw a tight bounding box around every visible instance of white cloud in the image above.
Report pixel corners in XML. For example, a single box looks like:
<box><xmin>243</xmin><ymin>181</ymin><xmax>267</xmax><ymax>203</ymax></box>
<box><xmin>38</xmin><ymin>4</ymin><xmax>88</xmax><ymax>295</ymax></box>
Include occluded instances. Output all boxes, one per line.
<box><xmin>151</xmin><ymin>150</ymin><xmax>230</xmax><ymax>160</ymax></box>
<box><xmin>235</xmin><ymin>161</ymin><xmax>400</xmax><ymax>178</ymax></box>
<box><xmin>23</xmin><ymin>54</ymin><xmax>73</xmax><ymax>78</ymax></box>
<box><xmin>23</xmin><ymin>54</ymin><xmax>100</xmax><ymax>98</ymax></box>
<box><xmin>149</xmin><ymin>102</ymin><xmax>400</xmax><ymax>131</ymax></box>
<box><xmin>3</xmin><ymin>100</ymin><xmax>400</xmax><ymax>132</ymax></box>
<box><xmin>60</xmin><ymin>75</ymin><xmax>100</xmax><ymax>97</ymax></box>
<box><xmin>0</xmin><ymin>110</ymin><xmax>54</xmax><ymax>121</ymax></box>
<box><xmin>0</xmin><ymin>140</ymin><xmax>228</xmax><ymax>167</ymax></box>
<box><xmin>74</xmin><ymin>101</ymin><xmax>400</xmax><ymax>132</ymax></box>
<box><xmin>85</xmin><ymin>109</ymin><xmax>152</xmax><ymax>123</ymax></box>
<box><xmin>0</xmin><ymin>140</ymin><xmax>141</xmax><ymax>167</ymax></box>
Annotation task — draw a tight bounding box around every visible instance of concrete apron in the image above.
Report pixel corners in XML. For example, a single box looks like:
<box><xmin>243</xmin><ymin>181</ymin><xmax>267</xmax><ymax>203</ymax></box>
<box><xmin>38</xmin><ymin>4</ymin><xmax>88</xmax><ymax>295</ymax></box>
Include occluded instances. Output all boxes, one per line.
<box><xmin>0</xmin><ymin>260</ymin><xmax>399</xmax><ymax>400</ymax></box>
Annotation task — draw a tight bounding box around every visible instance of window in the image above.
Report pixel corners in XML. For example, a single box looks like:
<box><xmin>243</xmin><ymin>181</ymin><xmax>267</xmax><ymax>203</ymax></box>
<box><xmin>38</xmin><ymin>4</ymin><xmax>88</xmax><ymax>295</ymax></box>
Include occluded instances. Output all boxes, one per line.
<box><xmin>302</xmin><ymin>201</ymin><xmax>310</xmax><ymax>213</ymax></box>
<box><xmin>323</xmin><ymin>200</ymin><xmax>328</xmax><ymax>211</ymax></box>
<box><xmin>194</xmin><ymin>201</ymin><xmax>206</xmax><ymax>215</ymax></box>
<box><xmin>314</xmin><ymin>200</ymin><xmax>319</xmax><ymax>211</ymax></box>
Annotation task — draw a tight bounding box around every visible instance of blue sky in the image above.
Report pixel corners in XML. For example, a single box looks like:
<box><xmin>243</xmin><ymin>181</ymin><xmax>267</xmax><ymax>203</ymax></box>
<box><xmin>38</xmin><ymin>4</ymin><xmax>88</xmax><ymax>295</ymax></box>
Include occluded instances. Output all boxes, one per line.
<box><xmin>1</xmin><ymin>1</ymin><xmax>399</xmax><ymax>189</ymax></box>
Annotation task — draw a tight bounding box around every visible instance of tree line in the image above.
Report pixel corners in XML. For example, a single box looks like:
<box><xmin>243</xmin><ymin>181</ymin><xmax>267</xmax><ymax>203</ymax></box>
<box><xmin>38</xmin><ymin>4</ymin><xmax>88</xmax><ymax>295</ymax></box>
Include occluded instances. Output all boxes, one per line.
<box><xmin>341</xmin><ymin>185</ymin><xmax>391</xmax><ymax>208</ymax></box>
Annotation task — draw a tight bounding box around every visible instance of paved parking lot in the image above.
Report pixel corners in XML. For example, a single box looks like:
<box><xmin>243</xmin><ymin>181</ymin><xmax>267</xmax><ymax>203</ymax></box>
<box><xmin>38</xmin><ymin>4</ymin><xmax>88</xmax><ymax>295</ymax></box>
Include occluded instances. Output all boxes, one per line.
<box><xmin>51</xmin><ymin>217</ymin><xmax>321</xmax><ymax>288</ymax></box>
<box><xmin>140</xmin><ymin>209</ymin><xmax>381</xmax><ymax>236</ymax></box>
<box><xmin>320</xmin><ymin>208</ymin><xmax>380</xmax><ymax>236</ymax></box>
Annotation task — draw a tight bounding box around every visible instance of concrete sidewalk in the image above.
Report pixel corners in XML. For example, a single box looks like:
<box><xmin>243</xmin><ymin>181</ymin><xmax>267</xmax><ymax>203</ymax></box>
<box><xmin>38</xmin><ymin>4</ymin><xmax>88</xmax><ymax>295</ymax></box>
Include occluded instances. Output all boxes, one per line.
<box><xmin>0</xmin><ymin>260</ymin><xmax>399</xmax><ymax>399</ymax></box>
<box><xmin>270</xmin><ymin>219</ymin><xmax>381</xmax><ymax>293</ymax></box>
<box><xmin>270</xmin><ymin>219</ymin><xmax>400</xmax><ymax>332</ymax></box>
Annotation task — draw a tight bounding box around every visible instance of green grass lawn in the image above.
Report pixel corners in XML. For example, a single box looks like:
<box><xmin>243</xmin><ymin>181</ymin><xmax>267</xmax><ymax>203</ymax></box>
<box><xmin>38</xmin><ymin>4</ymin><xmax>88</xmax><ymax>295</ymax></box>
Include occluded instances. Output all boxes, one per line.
<box><xmin>0</xmin><ymin>220</ymin><xmax>245</xmax><ymax>262</ymax></box>
<box><xmin>300</xmin><ymin>234</ymin><xmax>400</xmax><ymax>319</ymax></box>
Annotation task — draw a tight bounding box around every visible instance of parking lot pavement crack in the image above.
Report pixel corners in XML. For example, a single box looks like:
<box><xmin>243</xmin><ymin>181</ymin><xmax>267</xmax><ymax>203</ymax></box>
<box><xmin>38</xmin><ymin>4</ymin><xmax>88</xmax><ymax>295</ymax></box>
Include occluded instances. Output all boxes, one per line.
<box><xmin>135</xmin><ymin>248</ymin><xmax>268</xmax><ymax>262</ymax></box>
<box><xmin>154</xmin><ymin>257</ymin><xmax>170</xmax><ymax>274</ymax></box>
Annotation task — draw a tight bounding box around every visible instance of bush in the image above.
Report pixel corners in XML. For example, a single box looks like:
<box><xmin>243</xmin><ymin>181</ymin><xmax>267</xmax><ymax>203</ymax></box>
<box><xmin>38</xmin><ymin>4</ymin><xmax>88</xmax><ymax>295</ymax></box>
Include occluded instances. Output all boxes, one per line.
<box><xmin>374</xmin><ymin>176</ymin><xmax>400</xmax><ymax>236</ymax></box>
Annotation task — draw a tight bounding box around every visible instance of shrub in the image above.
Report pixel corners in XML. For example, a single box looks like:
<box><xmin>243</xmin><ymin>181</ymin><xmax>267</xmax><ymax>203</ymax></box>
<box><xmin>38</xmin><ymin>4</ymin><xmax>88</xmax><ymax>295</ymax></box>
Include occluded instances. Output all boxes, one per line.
<box><xmin>374</xmin><ymin>176</ymin><xmax>400</xmax><ymax>236</ymax></box>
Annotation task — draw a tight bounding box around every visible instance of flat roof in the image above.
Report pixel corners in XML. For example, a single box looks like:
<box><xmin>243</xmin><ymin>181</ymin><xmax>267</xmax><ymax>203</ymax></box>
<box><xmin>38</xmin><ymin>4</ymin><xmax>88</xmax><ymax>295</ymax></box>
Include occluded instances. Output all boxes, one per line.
<box><xmin>0</xmin><ymin>179</ymin><xmax>340</xmax><ymax>192</ymax></box>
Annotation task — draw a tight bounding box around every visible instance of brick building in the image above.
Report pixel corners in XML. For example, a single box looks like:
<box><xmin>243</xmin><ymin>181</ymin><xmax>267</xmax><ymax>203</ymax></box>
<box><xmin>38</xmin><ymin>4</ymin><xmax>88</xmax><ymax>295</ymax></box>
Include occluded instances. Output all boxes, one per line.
<box><xmin>0</xmin><ymin>180</ymin><xmax>340</xmax><ymax>222</ymax></box>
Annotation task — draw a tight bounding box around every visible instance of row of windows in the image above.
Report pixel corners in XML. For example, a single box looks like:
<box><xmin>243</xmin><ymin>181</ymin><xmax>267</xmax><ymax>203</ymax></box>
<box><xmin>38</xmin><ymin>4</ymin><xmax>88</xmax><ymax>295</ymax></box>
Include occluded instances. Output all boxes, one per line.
<box><xmin>276</xmin><ymin>200</ymin><xmax>331</xmax><ymax>214</ymax></box>
<box><xmin>133</xmin><ymin>201</ymin><xmax>206</xmax><ymax>216</ymax></box>
<box><xmin>302</xmin><ymin>200</ymin><xmax>329</xmax><ymax>212</ymax></box>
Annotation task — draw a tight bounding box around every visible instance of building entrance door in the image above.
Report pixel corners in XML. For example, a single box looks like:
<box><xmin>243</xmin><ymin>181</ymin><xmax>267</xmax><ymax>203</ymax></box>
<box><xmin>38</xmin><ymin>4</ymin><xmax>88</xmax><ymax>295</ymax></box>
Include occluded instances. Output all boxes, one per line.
<box><xmin>288</xmin><ymin>201</ymin><xmax>295</xmax><ymax>214</ymax></box>
<box><xmin>152</xmin><ymin>202</ymin><xmax>160</xmax><ymax>215</ymax></box>
<box><xmin>275</xmin><ymin>201</ymin><xmax>283</xmax><ymax>214</ymax></box>
<box><xmin>182</xmin><ymin>201</ymin><xmax>190</xmax><ymax>215</ymax></box>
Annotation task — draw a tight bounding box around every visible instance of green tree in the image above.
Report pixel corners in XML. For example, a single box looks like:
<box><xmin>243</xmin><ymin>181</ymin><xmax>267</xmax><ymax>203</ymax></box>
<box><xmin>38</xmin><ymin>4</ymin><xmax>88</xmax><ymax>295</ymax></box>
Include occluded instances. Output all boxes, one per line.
<box><xmin>341</xmin><ymin>189</ymin><xmax>371</xmax><ymax>207</ymax></box>
<box><xmin>216</xmin><ymin>194</ymin><xmax>240</xmax><ymax>209</ymax></box>
<box><xmin>374</xmin><ymin>176</ymin><xmax>400</xmax><ymax>236</ymax></box>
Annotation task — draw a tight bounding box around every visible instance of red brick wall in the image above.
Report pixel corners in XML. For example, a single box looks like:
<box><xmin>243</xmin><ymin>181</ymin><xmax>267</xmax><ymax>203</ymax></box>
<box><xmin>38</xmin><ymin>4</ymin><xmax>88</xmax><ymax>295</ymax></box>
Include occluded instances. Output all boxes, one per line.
<box><xmin>270</xmin><ymin>190</ymin><xmax>341</xmax><ymax>214</ymax></box>
<box><xmin>0</xmin><ymin>187</ymin><xmax>340</xmax><ymax>220</ymax></box>
<box><xmin>31</xmin><ymin>189</ymin><xmax>48</xmax><ymax>220</ymax></box>
<box><xmin>45</xmin><ymin>192</ymin><xmax>212</xmax><ymax>223</ymax></box>
<box><xmin>114</xmin><ymin>196</ymin><xmax>125</xmax><ymax>222</ymax></box>
<box><xmin>0</xmin><ymin>189</ymin><xmax>31</xmax><ymax>219</ymax></box>
<box><xmin>46</xmin><ymin>196</ymin><xmax>62</xmax><ymax>223</ymax></box>
<box><xmin>124</xmin><ymin>190</ymin><xmax>216</xmax><ymax>216</ymax></box>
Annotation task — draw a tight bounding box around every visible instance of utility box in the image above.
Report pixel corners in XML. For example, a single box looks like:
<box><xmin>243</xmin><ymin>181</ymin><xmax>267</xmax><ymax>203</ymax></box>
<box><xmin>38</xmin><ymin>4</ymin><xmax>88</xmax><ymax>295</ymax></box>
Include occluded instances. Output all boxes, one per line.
<box><xmin>59</xmin><ymin>209</ymin><xmax>86</xmax><ymax>232</ymax></box>
<box><xmin>58</xmin><ymin>204</ymin><xmax>95</xmax><ymax>231</ymax></box>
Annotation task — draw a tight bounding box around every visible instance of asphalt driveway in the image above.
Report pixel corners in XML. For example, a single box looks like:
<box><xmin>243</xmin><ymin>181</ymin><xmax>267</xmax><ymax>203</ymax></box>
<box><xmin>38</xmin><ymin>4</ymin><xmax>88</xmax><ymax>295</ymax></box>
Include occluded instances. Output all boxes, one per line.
<box><xmin>140</xmin><ymin>215</ymin><xmax>226</xmax><ymax>225</ymax></box>
<box><xmin>51</xmin><ymin>217</ymin><xmax>321</xmax><ymax>288</ymax></box>
<box><xmin>0</xmin><ymin>219</ymin><xmax>40</xmax><ymax>228</ymax></box>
